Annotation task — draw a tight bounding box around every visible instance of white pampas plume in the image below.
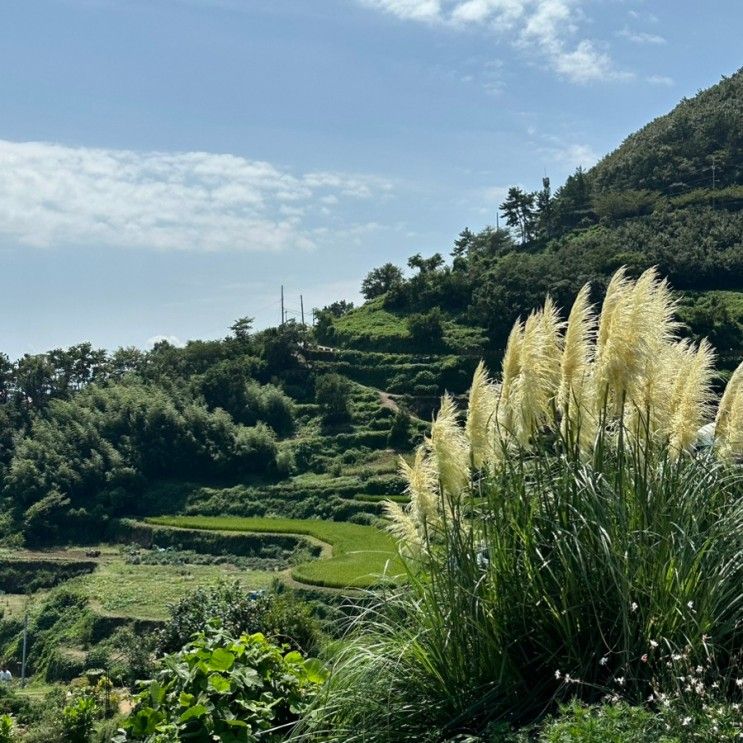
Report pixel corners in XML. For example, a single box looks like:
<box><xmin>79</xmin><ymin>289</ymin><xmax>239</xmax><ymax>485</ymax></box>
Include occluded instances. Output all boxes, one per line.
<box><xmin>399</xmin><ymin>449</ymin><xmax>438</xmax><ymax>528</ymax></box>
<box><xmin>430</xmin><ymin>394</ymin><xmax>470</xmax><ymax>496</ymax></box>
<box><xmin>667</xmin><ymin>339</ymin><xmax>716</xmax><ymax>456</ymax></box>
<box><xmin>595</xmin><ymin>267</ymin><xmax>679</xmax><ymax>416</ymax></box>
<box><xmin>383</xmin><ymin>499</ymin><xmax>423</xmax><ymax>556</ymax></box>
<box><xmin>715</xmin><ymin>361</ymin><xmax>743</xmax><ymax>461</ymax></box>
<box><xmin>540</xmin><ymin>295</ymin><xmax>565</xmax><ymax>389</ymax></box>
<box><xmin>596</xmin><ymin>267</ymin><xmax>630</xmax><ymax>362</ymax></box>
<box><xmin>466</xmin><ymin>361</ymin><xmax>498</xmax><ymax>469</ymax></box>
<box><xmin>558</xmin><ymin>284</ymin><xmax>597</xmax><ymax>451</ymax></box>
<box><xmin>510</xmin><ymin>308</ymin><xmax>560</xmax><ymax>446</ymax></box>
<box><xmin>497</xmin><ymin>319</ymin><xmax>524</xmax><ymax>436</ymax></box>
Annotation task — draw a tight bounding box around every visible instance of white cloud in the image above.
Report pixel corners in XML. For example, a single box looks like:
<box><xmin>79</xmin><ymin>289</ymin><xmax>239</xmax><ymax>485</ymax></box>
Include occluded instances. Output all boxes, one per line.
<box><xmin>553</xmin><ymin>39</ymin><xmax>632</xmax><ymax>83</ymax></box>
<box><xmin>0</xmin><ymin>139</ymin><xmax>393</xmax><ymax>252</ymax></box>
<box><xmin>618</xmin><ymin>27</ymin><xmax>666</xmax><ymax>45</ymax></box>
<box><xmin>551</xmin><ymin>142</ymin><xmax>599</xmax><ymax>169</ymax></box>
<box><xmin>646</xmin><ymin>74</ymin><xmax>674</xmax><ymax>86</ymax></box>
<box><xmin>361</xmin><ymin>0</ymin><xmax>442</xmax><ymax>22</ymax></box>
<box><xmin>358</xmin><ymin>0</ymin><xmax>631</xmax><ymax>84</ymax></box>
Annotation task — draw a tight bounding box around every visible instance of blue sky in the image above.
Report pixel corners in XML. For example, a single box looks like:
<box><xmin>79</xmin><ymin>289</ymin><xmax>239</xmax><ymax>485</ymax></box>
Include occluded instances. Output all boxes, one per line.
<box><xmin>0</xmin><ymin>0</ymin><xmax>740</xmax><ymax>358</ymax></box>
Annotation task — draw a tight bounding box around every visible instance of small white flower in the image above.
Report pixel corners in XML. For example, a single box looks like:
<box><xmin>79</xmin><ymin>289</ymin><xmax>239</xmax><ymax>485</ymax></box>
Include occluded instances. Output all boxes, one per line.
<box><xmin>554</xmin><ymin>670</ymin><xmax>561</xmax><ymax>680</ymax></box>
<box><xmin>736</xmin><ymin>678</ymin><xmax>743</xmax><ymax>687</ymax></box>
<box><xmin>631</xmin><ymin>602</ymin><xmax>638</xmax><ymax>612</ymax></box>
<box><xmin>599</xmin><ymin>656</ymin><xmax>608</xmax><ymax>666</ymax></box>
<box><xmin>649</xmin><ymin>640</ymin><xmax>659</xmax><ymax>649</ymax></box>
<box><xmin>687</xmin><ymin>601</ymin><xmax>695</xmax><ymax>610</ymax></box>
<box><xmin>615</xmin><ymin>676</ymin><xmax>625</xmax><ymax>687</ymax></box>
<box><xmin>682</xmin><ymin>717</ymin><xmax>692</xmax><ymax>727</ymax></box>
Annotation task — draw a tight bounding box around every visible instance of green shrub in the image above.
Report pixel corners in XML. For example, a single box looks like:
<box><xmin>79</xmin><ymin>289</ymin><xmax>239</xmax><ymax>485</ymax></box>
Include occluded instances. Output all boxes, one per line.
<box><xmin>117</xmin><ymin>624</ymin><xmax>326</xmax><ymax>742</ymax></box>
<box><xmin>315</xmin><ymin>374</ymin><xmax>351</xmax><ymax>423</ymax></box>
<box><xmin>389</xmin><ymin>412</ymin><xmax>413</xmax><ymax>447</ymax></box>
<box><xmin>0</xmin><ymin>714</ymin><xmax>15</xmax><ymax>743</ymax></box>
<box><xmin>532</xmin><ymin>699</ymin><xmax>743</xmax><ymax>742</ymax></box>
<box><xmin>407</xmin><ymin>309</ymin><xmax>444</xmax><ymax>348</ymax></box>
<box><xmin>309</xmin><ymin>444</ymin><xmax>743</xmax><ymax>740</ymax></box>
<box><xmin>156</xmin><ymin>581</ymin><xmax>320</xmax><ymax>656</ymax></box>
<box><xmin>62</xmin><ymin>693</ymin><xmax>98</xmax><ymax>743</ymax></box>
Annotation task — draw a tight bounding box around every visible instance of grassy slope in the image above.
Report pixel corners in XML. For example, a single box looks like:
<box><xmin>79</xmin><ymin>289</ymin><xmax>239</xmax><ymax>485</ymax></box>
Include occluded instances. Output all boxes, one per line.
<box><xmin>331</xmin><ymin>297</ymin><xmax>486</xmax><ymax>356</ymax></box>
<box><xmin>69</xmin><ymin>560</ymin><xmax>273</xmax><ymax>621</ymax></box>
<box><xmin>147</xmin><ymin>516</ymin><xmax>403</xmax><ymax>589</ymax></box>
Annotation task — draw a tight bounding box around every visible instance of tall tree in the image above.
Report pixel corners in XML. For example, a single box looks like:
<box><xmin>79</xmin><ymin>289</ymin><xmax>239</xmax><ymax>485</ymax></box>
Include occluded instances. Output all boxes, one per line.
<box><xmin>361</xmin><ymin>263</ymin><xmax>404</xmax><ymax>299</ymax></box>
<box><xmin>407</xmin><ymin>253</ymin><xmax>444</xmax><ymax>274</ymax></box>
<box><xmin>0</xmin><ymin>353</ymin><xmax>12</xmax><ymax>405</ymax></box>
<box><xmin>499</xmin><ymin>187</ymin><xmax>536</xmax><ymax>244</ymax></box>
<box><xmin>230</xmin><ymin>316</ymin><xmax>254</xmax><ymax>341</ymax></box>
<box><xmin>536</xmin><ymin>177</ymin><xmax>553</xmax><ymax>239</ymax></box>
<box><xmin>451</xmin><ymin>228</ymin><xmax>475</xmax><ymax>259</ymax></box>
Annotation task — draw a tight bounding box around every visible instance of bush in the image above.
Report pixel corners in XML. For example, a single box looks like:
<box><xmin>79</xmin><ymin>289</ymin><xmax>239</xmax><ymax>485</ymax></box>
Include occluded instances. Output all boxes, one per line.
<box><xmin>0</xmin><ymin>714</ymin><xmax>15</xmax><ymax>743</ymax></box>
<box><xmin>62</xmin><ymin>693</ymin><xmax>98</xmax><ymax>743</ymax></box>
<box><xmin>532</xmin><ymin>699</ymin><xmax>743</xmax><ymax>742</ymax></box>
<box><xmin>304</xmin><ymin>270</ymin><xmax>743</xmax><ymax>741</ymax></box>
<box><xmin>407</xmin><ymin>308</ymin><xmax>444</xmax><ymax>348</ymax></box>
<box><xmin>315</xmin><ymin>374</ymin><xmax>351</xmax><ymax>423</ymax></box>
<box><xmin>156</xmin><ymin>581</ymin><xmax>320</xmax><ymax>656</ymax></box>
<box><xmin>387</xmin><ymin>408</ymin><xmax>412</xmax><ymax>450</ymax></box>
<box><xmin>117</xmin><ymin>624</ymin><xmax>326</xmax><ymax>742</ymax></box>
<box><xmin>242</xmin><ymin>381</ymin><xmax>296</xmax><ymax>436</ymax></box>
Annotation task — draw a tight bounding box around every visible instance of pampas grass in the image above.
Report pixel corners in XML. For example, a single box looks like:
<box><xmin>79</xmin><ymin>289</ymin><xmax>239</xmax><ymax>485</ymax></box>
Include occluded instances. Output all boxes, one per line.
<box><xmin>302</xmin><ymin>267</ymin><xmax>743</xmax><ymax>742</ymax></box>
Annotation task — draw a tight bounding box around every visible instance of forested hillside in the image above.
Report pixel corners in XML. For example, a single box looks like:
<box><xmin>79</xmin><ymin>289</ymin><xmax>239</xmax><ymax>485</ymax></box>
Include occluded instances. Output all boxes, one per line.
<box><xmin>0</xmin><ymin>69</ymin><xmax>741</xmax><ymax>549</ymax></box>
<box><xmin>0</xmin><ymin>68</ymin><xmax>741</xmax><ymax>743</ymax></box>
<box><xmin>319</xmin><ymin>68</ymin><xmax>743</xmax><ymax>372</ymax></box>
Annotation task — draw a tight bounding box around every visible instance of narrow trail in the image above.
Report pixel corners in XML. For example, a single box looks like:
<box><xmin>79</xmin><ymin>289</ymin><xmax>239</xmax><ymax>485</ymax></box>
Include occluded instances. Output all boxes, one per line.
<box><xmin>378</xmin><ymin>390</ymin><xmax>399</xmax><ymax>413</ymax></box>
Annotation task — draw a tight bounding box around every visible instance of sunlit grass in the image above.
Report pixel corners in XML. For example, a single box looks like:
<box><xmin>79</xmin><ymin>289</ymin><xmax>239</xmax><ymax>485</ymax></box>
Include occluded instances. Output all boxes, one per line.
<box><xmin>147</xmin><ymin>516</ymin><xmax>403</xmax><ymax>589</ymax></box>
<box><xmin>68</xmin><ymin>560</ymin><xmax>273</xmax><ymax>621</ymax></box>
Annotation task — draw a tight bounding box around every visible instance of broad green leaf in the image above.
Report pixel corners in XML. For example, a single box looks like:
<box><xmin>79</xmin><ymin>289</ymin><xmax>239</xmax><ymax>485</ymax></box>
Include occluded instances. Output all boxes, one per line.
<box><xmin>179</xmin><ymin>703</ymin><xmax>209</xmax><ymax>722</ymax></box>
<box><xmin>208</xmin><ymin>648</ymin><xmax>235</xmax><ymax>672</ymax></box>
<box><xmin>284</xmin><ymin>651</ymin><xmax>303</xmax><ymax>664</ymax></box>
<box><xmin>208</xmin><ymin>673</ymin><xmax>232</xmax><ymax>694</ymax></box>
<box><xmin>224</xmin><ymin>718</ymin><xmax>249</xmax><ymax>728</ymax></box>
<box><xmin>303</xmin><ymin>658</ymin><xmax>329</xmax><ymax>684</ymax></box>
<box><xmin>149</xmin><ymin>681</ymin><xmax>166</xmax><ymax>706</ymax></box>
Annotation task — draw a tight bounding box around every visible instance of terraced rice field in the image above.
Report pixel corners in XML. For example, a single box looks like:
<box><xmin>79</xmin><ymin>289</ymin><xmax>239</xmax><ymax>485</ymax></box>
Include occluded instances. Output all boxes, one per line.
<box><xmin>147</xmin><ymin>515</ymin><xmax>404</xmax><ymax>588</ymax></box>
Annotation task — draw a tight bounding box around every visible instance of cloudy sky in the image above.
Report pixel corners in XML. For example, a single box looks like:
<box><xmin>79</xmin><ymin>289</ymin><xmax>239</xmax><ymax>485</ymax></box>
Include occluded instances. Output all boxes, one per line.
<box><xmin>1</xmin><ymin>0</ymin><xmax>740</xmax><ymax>357</ymax></box>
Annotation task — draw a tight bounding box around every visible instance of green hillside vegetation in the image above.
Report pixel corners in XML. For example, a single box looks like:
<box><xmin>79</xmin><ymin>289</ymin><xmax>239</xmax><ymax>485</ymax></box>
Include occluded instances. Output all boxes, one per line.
<box><xmin>0</xmin><ymin>68</ymin><xmax>740</xmax><ymax>741</ymax></box>
<box><xmin>147</xmin><ymin>515</ymin><xmax>403</xmax><ymax>589</ymax></box>
<box><xmin>320</xmin><ymin>69</ymin><xmax>742</xmax><ymax>374</ymax></box>
<box><xmin>590</xmin><ymin>70</ymin><xmax>743</xmax><ymax>192</ymax></box>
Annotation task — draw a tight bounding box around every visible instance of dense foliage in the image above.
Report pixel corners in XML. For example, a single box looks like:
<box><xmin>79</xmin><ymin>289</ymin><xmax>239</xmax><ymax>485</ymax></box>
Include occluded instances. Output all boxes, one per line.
<box><xmin>156</xmin><ymin>581</ymin><xmax>320</xmax><ymax>656</ymax></box>
<box><xmin>117</xmin><ymin>624</ymin><xmax>326</xmax><ymax>742</ymax></box>
<box><xmin>0</xmin><ymin>321</ymin><xmax>312</xmax><ymax>543</ymax></box>
<box><xmin>347</xmin><ymin>69</ymin><xmax>743</xmax><ymax>365</ymax></box>
<box><xmin>303</xmin><ymin>270</ymin><xmax>743</xmax><ymax>741</ymax></box>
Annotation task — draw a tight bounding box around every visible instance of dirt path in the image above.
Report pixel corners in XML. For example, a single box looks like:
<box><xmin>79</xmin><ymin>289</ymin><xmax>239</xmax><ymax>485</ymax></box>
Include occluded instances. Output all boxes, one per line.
<box><xmin>378</xmin><ymin>390</ymin><xmax>399</xmax><ymax>413</ymax></box>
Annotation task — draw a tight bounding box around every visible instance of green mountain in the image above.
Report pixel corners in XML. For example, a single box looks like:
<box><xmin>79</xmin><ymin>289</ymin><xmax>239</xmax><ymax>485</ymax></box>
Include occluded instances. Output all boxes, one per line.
<box><xmin>320</xmin><ymin>68</ymin><xmax>743</xmax><ymax>372</ymax></box>
<box><xmin>591</xmin><ymin>70</ymin><xmax>743</xmax><ymax>192</ymax></box>
<box><xmin>0</xmin><ymin>70</ymin><xmax>741</xmax><ymax>548</ymax></box>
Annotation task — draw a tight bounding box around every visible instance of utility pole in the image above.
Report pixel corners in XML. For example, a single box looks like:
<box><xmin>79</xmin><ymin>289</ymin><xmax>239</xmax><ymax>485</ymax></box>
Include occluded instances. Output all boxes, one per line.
<box><xmin>280</xmin><ymin>285</ymin><xmax>285</xmax><ymax>326</ymax></box>
<box><xmin>21</xmin><ymin>610</ymin><xmax>28</xmax><ymax>687</ymax></box>
<box><xmin>300</xmin><ymin>295</ymin><xmax>305</xmax><ymax>327</ymax></box>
